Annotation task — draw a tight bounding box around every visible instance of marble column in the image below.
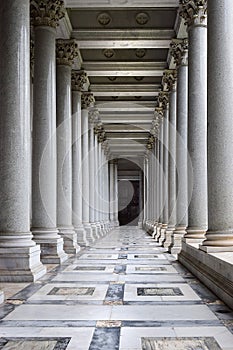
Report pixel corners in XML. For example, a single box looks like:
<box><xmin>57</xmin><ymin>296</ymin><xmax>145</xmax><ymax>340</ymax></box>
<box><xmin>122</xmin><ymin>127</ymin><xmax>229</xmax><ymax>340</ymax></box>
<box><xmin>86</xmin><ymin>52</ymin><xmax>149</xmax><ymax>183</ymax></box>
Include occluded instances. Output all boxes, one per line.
<box><xmin>0</xmin><ymin>0</ymin><xmax>46</xmax><ymax>281</ymax></box>
<box><xmin>201</xmin><ymin>0</ymin><xmax>233</xmax><ymax>251</ymax></box>
<box><xmin>81</xmin><ymin>92</ymin><xmax>95</xmax><ymax>243</ymax></box>
<box><xmin>98</xmin><ymin>142</ymin><xmax>105</xmax><ymax>235</ymax></box>
<box><xmin>113</xmin><ymin>160</ymin><xmax>119</xmax><ymax>226</ymax></box>
<box><xmin>169</xmin><ymin>39</ymin><xmax>189</xmax><ymax>254</ymax></box>
<box><xmin>163</xmin><ymin>70</ymin><xmax>177</xmax><ymax>249</ymax></box>
<box><xmin>158</xmin><ymin>93</ymin><xmax>169</xmax><ymax>245</ymax></box>
<box><xmin>155</xmin><ymin>139</ymin><xmax>160</xmax><ymax>236</ymax></box>
<box><xmin>109</xmin><ymin>161</ymin><xmax>115</xmax><ymax>225</ymax></box>
<box><xmin>180</xmin><ymin>0</ymin><xmax>208</xmax><ymax>241</ymax></box>
<box><xmin>94</xmin><ymin>131</ymin><xmax>101</xmax><ymax>236</ymax></box>
<box><xmin>157</xmin><ymin>109</ymin><xmax>165</xmax><ymax>240</ymax></box>
<box><xmin>88</xmin><ymin>109</ymin><xmax>98</xmax><ymax>239</ymax></box>
<box><xmin>143</xmin><ymin>156</ymin><xmax>148</xmax><ymax>227</ymax></box>
<box><xmin>56</xmin><ymin>39</ymin><xmax>79</xmax><ymax>254</ymax></box>
<box><xmin>103</xmin><ymin>143</ymin><xmax>110</xmax><ymax>231</ymax></box>
<box><xmin>71</xmin><ymin>70</ymin><xmax>88</xmax><ymax>246</ymax></box>
<box><xmin>31</xmin><ymin>0</ymin><xmax>67</xmax><ymax>263</ymax></box>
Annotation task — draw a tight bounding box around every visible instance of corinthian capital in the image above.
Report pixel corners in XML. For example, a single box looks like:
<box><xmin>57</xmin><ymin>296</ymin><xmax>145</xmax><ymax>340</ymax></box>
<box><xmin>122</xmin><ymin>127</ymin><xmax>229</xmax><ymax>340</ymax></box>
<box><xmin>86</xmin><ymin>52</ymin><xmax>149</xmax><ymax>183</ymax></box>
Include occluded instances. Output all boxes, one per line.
<box><xmin>30</xmin><ymin>0</ymin><xmax>65</xmax><ymax>28</ymax></box>
<box><xmin>71</xmin><ymin>70</ymin><xmax>88</xmax><ymax>92</ymax></box>
<box><xmin>162</xmin><ymin>70</ymin><xmax>177</xmax><ymax>92</ymax></box>
<box><xmin>179</xmin><ymin>0</ymin><xmax>207</xmax><ymax>27</ymax></box>
<box><xmin>56</xmin><ymin>39</ymin><xmax>79</xmax><ymax>66</ymax></box>
<box><xmin>158</xmin><ymin>91</ymin><xmax>169</xmax><ymax>110</ymax></box>
<box><xmin>81</xmin><ymin>92</ymin><xmax>95</xmax><ymax>110</ymax></box>
<box><xmin>170</xmin><ymin>38</ymin><xmax>188</xmax><ymax>67</ymax></box>
<box><xmin>89</xmin><ymin>108</ymin><xmax>99</xmax><ymax>125</ymax></box>
<box><xmin>147</xmin><ymin>135</ymin><xmax>155</xmax><ymax>150</ymax></box>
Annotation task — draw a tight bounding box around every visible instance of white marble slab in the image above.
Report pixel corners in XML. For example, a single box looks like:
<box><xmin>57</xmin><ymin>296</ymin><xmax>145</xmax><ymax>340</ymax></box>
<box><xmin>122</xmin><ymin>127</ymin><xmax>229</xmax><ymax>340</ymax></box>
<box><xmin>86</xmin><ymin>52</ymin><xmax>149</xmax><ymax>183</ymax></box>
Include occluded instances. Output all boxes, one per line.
<box><xmin>4</xmin><ymin>305</ymin><xmax>112</xmax><ymax>321</ymax></box>
<box><xmin>111</xmin><ymin>305</ymin><xmax>218</xmax><ymax>321</ymax></box>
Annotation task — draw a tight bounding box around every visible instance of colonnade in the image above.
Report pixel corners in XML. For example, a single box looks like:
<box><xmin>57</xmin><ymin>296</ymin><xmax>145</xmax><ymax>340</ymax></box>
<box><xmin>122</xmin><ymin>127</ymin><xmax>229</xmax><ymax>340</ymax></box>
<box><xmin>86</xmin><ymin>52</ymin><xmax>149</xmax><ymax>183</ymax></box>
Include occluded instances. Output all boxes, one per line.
<box><xmin>0</xmin><ymin>0</ymin><xmax>119</xmax><ymax>290</ymax></box>
<box><xmin>144</xmin><ymin>0</ymin><xmax>233</xmax><ymax>308</ymax></box>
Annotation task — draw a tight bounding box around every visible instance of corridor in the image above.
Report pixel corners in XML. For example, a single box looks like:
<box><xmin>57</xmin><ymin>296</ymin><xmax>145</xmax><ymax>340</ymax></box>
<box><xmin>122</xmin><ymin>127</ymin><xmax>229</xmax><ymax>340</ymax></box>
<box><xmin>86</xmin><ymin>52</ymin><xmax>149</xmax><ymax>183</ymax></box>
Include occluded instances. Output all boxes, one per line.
<box><xmin>0</xmin><ymin>228</ymin><xmax>233</xmax><ymax>349</ymax></box>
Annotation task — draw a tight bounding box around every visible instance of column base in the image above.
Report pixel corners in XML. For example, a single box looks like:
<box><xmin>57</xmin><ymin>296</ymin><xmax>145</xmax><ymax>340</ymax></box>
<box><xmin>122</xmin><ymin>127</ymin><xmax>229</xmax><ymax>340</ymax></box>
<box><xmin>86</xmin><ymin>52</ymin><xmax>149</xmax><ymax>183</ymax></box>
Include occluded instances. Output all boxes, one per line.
<box><xmin>168</xmin><ymin>225</ymin><xmax>187</xmax><ymax>254</ymax></box>
<box><xmin>100</xmin><ymin>222</ymin><xmax>107</xmax><ymax>236</ymax></box>
<box><xmin>163</xmin><ymin>226</ymin><xmax>175</xmax><ymax>248</ymax></box>
<box><xmin>159</xmin><ymin>224</ymin><xmax>167</xmax><ymax>245</ymax></box>
<box><xmin>95</xmin><ymin>222</ymin><xmax>102</xmax><ymax>238</ymax></box>
<box><xmin>201</xmin><ymin>230</ymin><xmax>233</xmax><ymax>252</ymax></box>
<box><xmin>59</xmin><ymin>226</ymin><xmax>80</xmax><ymax>254</ymax></box>
<box><xmin>0</xmin><ymin>245</ymin><xmax>46</xmax><ymax>282</ymax></box>
<box><xmin>155</xmin><ymin>223</ymin><xmax>162</xmax><ymax>241</ymax></box>
<box><xmin>32</xmin><ymin>228</ymin><xmax>68</xmax><ymax>264</ymax></box>
<box><xmin>75</xmin><ymin>225</ymin><xmax>88</xmax><ymax>247</ymax></box>
<box><xmin>83</xmin><ymin>223</ymin><xmax>95</xmax><ymax>245</ymax></box>
<box><xmin>150</xmin><ymin>223</ymin><xmax>156</xmax><ymax>238</ymax></box>
<box><xmin>184</xmin><ymin>227</ymin><xmax>206</xmax><ymax>240</ymax></box>
<box><xmin>0</xmin><ymin>290</ymin><xmax>4</xmax><ymax>304</ymax></box>
<box><xmin>114</xmin><ymin>220</ymin><xmax>120</xmax><ymax>227</ymax></box>
<box><xmin>91</xmin><ymin>223</ymin><xmax>98</xmax><ymax>241</ymax></box>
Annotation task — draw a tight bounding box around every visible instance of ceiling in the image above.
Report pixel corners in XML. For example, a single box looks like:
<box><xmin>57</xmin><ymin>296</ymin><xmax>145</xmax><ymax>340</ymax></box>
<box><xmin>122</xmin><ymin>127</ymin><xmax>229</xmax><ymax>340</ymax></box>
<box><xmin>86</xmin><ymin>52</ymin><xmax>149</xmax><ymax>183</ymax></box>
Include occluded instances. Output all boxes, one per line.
<box><xmin>59</xmin><ymin>0</ymin><xmax>185</xmax><ymax>162</ymax></box>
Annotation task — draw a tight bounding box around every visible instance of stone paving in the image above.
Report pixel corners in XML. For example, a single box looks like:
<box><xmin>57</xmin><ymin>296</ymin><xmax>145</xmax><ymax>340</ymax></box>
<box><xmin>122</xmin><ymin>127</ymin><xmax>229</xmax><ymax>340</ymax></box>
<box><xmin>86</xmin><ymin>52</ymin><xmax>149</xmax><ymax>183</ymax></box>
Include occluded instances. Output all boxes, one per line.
<box><xmin>0</xmin><ymin>227</ymin><xmax>233</xmax><ymax>349</ymax></box>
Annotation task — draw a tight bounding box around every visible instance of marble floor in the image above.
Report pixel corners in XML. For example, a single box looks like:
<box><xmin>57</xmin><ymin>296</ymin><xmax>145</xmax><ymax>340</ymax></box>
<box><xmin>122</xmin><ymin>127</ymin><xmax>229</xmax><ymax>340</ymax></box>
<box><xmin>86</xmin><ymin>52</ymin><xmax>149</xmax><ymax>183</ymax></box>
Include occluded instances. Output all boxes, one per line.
<box><xmin>1</xmin><ymin>227</ymin><xmax>233</xmax><ymax>349</ymax></box>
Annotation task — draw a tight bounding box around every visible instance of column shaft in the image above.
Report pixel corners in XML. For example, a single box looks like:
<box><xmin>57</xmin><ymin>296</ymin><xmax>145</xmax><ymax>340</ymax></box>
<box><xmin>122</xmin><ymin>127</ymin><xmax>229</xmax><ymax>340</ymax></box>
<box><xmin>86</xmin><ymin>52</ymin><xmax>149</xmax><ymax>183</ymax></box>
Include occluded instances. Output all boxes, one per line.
<box><xmin>164</xmin><ymin>77</ymin><xmax>177</xmax><ymax>249</ymax></box>
<box><xmin>160</xmin><ymin>106</ymin><xmax>169</xmax><ymax>244</ymax></box>
<box><xmin>56</xmin><ymin>50</ymin><xmax>77</xmax><ymax>254</ymax></box>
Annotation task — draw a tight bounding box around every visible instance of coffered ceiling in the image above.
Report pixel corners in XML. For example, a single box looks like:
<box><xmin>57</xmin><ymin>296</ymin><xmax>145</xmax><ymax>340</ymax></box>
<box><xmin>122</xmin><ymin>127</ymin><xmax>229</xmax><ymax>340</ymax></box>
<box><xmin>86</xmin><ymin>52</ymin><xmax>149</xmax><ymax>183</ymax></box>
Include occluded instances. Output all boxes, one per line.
<box><xmin>60</xmin><ymin>0</ymin><xmax>184</xmax><ymax>161</ymax></box>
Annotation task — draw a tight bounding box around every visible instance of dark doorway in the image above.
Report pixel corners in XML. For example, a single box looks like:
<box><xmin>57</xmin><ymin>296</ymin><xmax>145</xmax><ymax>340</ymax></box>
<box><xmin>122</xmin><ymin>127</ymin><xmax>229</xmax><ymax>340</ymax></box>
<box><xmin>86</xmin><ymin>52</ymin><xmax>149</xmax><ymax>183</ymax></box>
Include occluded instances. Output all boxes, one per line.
<box><xmin>118</xmin><ymin>180</ymin><xmax>140</xmax><ymax>226</ymax></box>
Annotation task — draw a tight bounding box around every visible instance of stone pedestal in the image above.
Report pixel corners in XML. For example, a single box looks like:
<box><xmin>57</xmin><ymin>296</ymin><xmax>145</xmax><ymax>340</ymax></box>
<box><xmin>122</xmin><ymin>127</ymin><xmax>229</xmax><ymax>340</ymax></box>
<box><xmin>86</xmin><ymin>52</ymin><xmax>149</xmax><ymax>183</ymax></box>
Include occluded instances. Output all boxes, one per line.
<box><xmin>0</xmin><ymin>0</ymin><xmax>46</xmax><ymax>280</ymax></box>
<box><xmin>31</xmin><ymin>0</ymin><xmax>67</xmax><ymax>264</ymax></box>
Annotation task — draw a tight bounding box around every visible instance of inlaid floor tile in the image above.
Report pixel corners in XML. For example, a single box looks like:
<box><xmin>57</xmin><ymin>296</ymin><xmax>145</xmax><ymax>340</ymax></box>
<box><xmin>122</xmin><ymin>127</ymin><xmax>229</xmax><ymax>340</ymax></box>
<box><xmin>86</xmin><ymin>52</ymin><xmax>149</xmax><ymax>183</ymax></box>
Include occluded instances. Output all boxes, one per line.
<box><xmin>28</xmin><ymin>283</ymin><xmax>109</xmax><ymax>301</ymax></box>
<box><xmin>126</xmin><ymin>265</ymin><xmax>177</xmax><ymax>274</ymax></box>
<box><xmin>124</xmin><ymin>283</ymin><xmax>201</xmax><ymax>302</ymax></box>
<box><xmin>79</xmin><ymin>254</ymin><xmax>119</xmax><ymax>260</ymax></box>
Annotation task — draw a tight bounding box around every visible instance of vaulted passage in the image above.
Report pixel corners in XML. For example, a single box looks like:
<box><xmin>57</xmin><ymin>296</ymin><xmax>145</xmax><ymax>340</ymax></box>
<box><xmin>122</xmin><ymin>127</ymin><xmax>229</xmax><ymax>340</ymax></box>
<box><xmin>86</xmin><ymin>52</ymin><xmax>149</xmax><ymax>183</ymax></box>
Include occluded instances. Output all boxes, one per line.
<box><xmin>1</xmin><ymin>227</ymin><xmax>233</xmax><ymax>349</ymax></box>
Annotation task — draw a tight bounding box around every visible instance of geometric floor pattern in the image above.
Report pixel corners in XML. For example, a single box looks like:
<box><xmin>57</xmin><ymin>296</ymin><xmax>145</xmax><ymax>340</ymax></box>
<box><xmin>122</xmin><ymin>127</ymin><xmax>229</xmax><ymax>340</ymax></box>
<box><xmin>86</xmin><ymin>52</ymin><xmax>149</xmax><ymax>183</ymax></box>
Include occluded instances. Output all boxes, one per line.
<box><xmin>0</xmin><ymin>227</ymin><xmax>233</xmax><ymax>349</ymax></box>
